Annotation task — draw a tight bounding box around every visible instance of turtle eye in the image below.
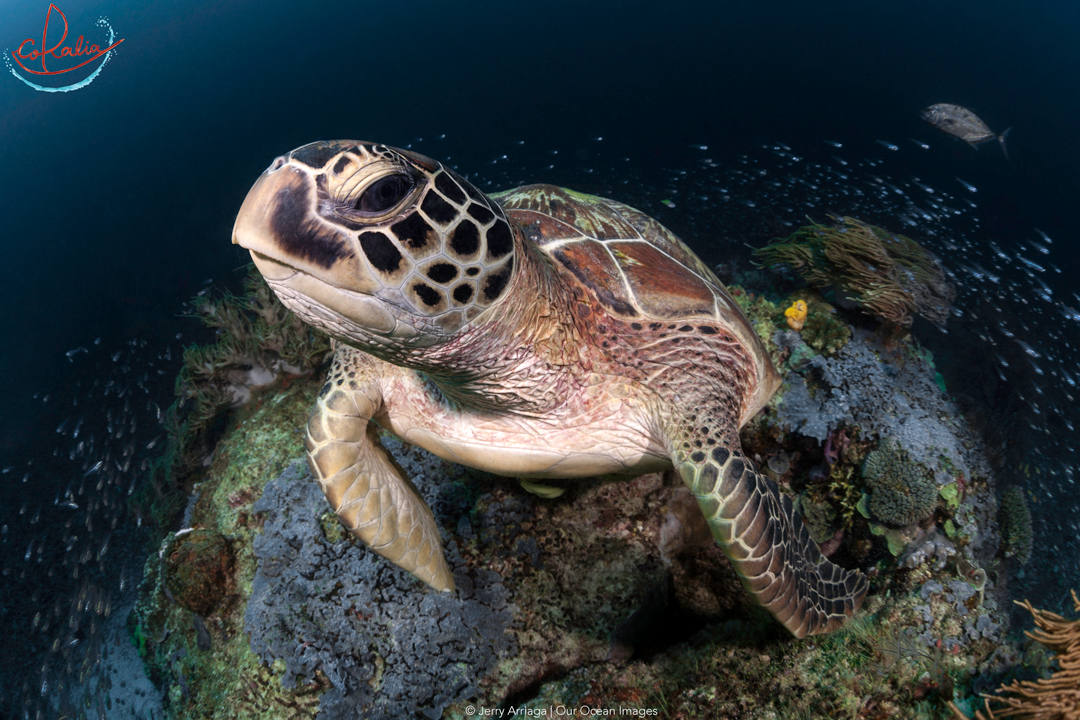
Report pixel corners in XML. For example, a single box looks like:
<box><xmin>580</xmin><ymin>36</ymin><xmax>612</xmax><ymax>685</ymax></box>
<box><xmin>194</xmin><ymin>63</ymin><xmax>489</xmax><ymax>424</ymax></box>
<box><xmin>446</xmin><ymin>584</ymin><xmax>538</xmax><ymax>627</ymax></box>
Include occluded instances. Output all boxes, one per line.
<box><xmin>357</xmin><ymin>174</ymin><xmax>412</xmax><ymax>214</ymax></box>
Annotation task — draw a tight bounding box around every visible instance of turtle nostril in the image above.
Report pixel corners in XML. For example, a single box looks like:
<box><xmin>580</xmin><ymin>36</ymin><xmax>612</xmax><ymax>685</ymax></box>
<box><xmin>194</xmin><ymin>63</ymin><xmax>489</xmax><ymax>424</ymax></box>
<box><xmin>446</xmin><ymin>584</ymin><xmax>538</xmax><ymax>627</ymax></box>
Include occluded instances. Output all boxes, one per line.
<box><xmin>269</xmin><ymin>156</ymin><xmax>286</xmax><ymax>172</ymax></box>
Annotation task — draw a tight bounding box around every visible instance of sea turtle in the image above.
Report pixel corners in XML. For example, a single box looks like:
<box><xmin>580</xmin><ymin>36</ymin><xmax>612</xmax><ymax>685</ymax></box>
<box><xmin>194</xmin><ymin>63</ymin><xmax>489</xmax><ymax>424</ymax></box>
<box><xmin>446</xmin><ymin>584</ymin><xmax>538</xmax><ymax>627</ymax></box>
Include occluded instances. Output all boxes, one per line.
<box><xmin>232</xmin><ymin>141</ymin><xmax>868</xmax><ymax>637</ymax></box>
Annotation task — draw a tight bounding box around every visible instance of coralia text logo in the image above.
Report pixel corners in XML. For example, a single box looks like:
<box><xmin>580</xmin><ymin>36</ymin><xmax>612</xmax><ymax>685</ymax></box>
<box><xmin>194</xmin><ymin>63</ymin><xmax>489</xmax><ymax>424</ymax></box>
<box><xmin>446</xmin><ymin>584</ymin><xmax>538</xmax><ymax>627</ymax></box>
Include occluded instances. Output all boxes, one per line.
<box><xmin>6</xmin><ymin>4</ymin><xmax>124</xmax><ymax>93</ymax></box>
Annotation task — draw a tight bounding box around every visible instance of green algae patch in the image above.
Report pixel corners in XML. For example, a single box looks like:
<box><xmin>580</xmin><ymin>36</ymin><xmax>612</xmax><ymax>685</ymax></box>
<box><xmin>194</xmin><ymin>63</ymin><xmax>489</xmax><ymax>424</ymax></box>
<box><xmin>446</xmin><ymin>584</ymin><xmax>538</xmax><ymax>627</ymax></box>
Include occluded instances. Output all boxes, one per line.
<box><xmin>318</xmin><ymin>509</ymin><xmax>348</xmax><ymax>544</ymax></box>
<box><xmin>195</xmin><ymin>378</ymin><xmax>318</xmax><ymax>535</ymax></box>
<box><xmin>134</xmin><ymin>374</ymin><xmax>329</xmax><ymax>720</ymax></box>
<box><xmin>939</xmin><ymin>481</ymin><xmax>961</xmax><ymax>510</ymax></box>
<box><xmin>732</xmin><ymin>288</ymin><xmax>784</xmax><ymax>358</ymax></box>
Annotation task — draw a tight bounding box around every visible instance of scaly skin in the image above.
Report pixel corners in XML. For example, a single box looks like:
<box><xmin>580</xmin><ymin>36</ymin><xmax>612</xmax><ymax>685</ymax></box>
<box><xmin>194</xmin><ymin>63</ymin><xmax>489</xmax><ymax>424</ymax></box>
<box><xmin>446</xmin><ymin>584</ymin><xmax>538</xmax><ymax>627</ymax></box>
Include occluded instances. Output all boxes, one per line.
<box><xmin>306</xmin><ymin>355</ymin><xmax>453</xmax><ymax>591</ymax></box>
<box><xmin>232</xmin><ymin>140</ymin><xmax>868</xmax><ymax>637</ymax></box>
<box><xmin>667</xmin><ymin>417</ymin><xmax>868</xmax><ymax>637</ymax></box>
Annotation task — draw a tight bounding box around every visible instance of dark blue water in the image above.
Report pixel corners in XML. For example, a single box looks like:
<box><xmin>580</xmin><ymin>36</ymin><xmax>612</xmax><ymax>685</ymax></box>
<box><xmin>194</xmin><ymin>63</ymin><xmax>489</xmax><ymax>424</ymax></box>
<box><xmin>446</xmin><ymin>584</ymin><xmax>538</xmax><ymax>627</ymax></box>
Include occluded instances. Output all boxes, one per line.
<box><xmin>3</xmin><ymin>0</ymin><xmax>1078</xmax><ymax>438</ymax></box>
<box><xmin>3</xmin><ymin>0</ymin><xmax>1080</xmax><ymax>716</ymax></box>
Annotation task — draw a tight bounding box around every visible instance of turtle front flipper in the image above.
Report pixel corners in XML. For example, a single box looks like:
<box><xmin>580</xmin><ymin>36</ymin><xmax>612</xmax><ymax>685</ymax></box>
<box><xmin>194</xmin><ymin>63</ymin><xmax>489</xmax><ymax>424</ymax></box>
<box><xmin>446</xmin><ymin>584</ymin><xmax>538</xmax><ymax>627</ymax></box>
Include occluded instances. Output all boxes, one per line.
<box><xmin>670</xmin><ymin>435</ymin><xmax>867</xmax><ymax>638</ymax></box>
<box><xmin>305</xmin><ymin>350</ymin><xmax>454</xmax><ymax>592</ymax></box>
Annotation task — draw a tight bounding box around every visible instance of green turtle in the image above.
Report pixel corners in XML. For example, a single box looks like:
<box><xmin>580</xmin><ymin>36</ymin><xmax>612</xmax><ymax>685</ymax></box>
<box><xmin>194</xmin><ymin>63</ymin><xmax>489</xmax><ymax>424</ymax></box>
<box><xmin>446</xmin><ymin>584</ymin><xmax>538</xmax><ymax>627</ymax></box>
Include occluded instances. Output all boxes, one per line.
<box><xmin>232</xmin><ymin>141</ymin><xmax>867</xmax><ymax>637</ymax></box>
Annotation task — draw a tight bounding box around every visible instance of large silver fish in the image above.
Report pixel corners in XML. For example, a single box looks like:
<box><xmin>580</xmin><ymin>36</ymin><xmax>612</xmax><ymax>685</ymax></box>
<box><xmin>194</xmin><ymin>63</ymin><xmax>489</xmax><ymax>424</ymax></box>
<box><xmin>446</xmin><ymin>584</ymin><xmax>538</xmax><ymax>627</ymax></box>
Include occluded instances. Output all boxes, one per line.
<box><xmin>920</xmin><ymin>103</ymin><xmax>1010</xmax><ymax>159</ymax></box>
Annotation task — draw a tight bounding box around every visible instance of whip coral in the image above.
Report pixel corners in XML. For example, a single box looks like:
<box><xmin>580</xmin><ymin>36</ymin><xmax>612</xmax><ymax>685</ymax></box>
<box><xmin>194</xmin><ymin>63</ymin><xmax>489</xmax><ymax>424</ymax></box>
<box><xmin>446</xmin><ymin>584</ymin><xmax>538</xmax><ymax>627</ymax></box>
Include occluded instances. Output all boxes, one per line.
<box><xmin>950</xmin><ymin>589</ymin><xmax>1080</xmax><ymax>720</ymax></box>
<box><xmin>755</xmin><ymin>216</ymin><xmax>956</xmax><ymax>327</ymax></box>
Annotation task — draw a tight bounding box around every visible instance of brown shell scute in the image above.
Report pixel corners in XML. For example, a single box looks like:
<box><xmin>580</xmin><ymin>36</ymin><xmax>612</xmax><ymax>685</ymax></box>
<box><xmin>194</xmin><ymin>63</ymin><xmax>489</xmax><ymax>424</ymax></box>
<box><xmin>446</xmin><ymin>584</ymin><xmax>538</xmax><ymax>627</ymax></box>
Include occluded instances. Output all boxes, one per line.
<box><xmin>609</xmin><ymin>241</ymin><xmax>715</xmax><ymax>318</ymax></box>
<box><xmin>503</xmin><ymin>185</ymin><xmax>641</xmax><ymax>241</ymax></box>
<box><xmin>496</xmin><ymin>184</ymin><xmax>731</xmax><ymax>322</ymax></box>
<box><xmin>551</xmin><ymin>241</ymin><xmax>637</xmax><ymax>318</ymax></box>
<box><xmin>614</xmin><ymin>204</ymin><xmax>720</xmax><ymax>282</ymax></box>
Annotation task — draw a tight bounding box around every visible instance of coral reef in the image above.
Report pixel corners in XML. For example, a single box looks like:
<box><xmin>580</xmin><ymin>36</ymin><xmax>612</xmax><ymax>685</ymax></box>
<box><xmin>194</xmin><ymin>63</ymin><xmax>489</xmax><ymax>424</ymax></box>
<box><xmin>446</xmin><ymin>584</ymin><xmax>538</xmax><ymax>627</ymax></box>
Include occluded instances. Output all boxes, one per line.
<box><xmin>128</xmin><ymin>268</ymin><xmax>1021</xmax><ymax>720</ymax></box>
<box><xmin>735</xmin><ymin>289</ymin><xmax>851</xmax><ymax>363</ymax></box>
<box><xmin>754</xmin><ymin>216</ymin><xmax>956</xmax><ymax>327</ymax></box>
<box><xmin>899</xmin><ymin>528</ymin><xmax>957</xmax><ymax>571</ymax></box>
<box><xmin>773</xmin><ymin>329</ymin><xmax>896</xmax><ymax>443</ymax></box>
<box><xmin>864</xmin><ymin>437</ymin><xmax>940</xmax><ymax>527</ymax></box>
<box><xmin>245</xmin><ymin>458</ymin><xmax>515</xmax><ymax>719</ymax></box>
<box><xmin>773</xmin><ymin>329</ymin><xmax>983</xmax><ymax>496</ymax></box>
<box><xmin>133</xmin><ymin>373</ymin><xmax>711</xmax><ymax>718</ymax></box>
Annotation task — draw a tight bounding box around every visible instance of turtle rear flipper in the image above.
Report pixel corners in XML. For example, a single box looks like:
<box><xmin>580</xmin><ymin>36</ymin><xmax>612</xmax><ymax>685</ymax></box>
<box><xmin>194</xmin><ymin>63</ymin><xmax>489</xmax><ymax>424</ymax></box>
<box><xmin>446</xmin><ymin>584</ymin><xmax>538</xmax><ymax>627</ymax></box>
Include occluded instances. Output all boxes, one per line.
<box><xmin>672</xmin><ymin>436</ymin><xmax>867</xmax><ymax>638</ymax></box>
<box><xmin>306</xmin><ymin>352</ymin><xmax>454</xmax><ymax>592</ymax></box>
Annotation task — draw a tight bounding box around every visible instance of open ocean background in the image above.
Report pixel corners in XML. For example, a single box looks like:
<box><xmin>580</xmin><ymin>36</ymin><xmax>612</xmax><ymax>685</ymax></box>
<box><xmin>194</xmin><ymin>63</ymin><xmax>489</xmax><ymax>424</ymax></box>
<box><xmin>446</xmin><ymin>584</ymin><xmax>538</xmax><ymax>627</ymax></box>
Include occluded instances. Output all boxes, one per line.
<box><xmin>2</xmin><ymin>0</ymin><xmax>1080</xmax><ymax>717</ymax></box>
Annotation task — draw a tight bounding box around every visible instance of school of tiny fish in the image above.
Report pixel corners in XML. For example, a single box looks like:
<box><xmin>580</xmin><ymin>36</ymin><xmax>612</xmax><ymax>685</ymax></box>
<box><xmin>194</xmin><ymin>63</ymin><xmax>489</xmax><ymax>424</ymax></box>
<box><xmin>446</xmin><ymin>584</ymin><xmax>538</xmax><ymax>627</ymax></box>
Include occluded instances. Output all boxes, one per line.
<box><xmin>1</xmin><ymin>337</ymin><xmax>182</xmax><ymax>718</ymax></box>
<box><xmin>3</xmin><ymin>124</ymin><xmax>1079</xmax><ymax>717</ymax></box>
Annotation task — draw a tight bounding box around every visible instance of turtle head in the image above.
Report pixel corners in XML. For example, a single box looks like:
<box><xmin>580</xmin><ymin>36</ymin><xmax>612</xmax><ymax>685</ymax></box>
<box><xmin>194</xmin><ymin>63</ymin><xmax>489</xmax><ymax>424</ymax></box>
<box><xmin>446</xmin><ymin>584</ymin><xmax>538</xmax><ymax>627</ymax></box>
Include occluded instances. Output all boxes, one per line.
<box><xmin>232</xmin><ymin>141</ymin><xmax>516</xmax><ymax>352</ymax></box>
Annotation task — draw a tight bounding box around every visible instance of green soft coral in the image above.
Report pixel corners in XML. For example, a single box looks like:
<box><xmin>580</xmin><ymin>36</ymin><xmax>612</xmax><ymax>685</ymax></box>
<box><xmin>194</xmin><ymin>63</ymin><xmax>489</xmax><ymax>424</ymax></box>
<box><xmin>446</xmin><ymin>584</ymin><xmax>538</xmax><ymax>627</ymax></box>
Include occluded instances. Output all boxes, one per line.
<box><xmin>754</xmin><ymin>216</ymin><xmax>955</xmax><ymax>327</ymax></box>
<box><xmin>176</xmin><ymin>265</ymin><xmax>331</xmax><ymax>434</ymax></box>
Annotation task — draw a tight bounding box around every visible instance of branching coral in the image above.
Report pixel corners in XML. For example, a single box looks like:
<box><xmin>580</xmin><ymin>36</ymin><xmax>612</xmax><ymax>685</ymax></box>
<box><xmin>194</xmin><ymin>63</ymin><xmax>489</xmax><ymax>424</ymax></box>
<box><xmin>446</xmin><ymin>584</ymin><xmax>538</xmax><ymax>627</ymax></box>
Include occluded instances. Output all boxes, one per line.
<box><xmin>755</xmin><ymin>215</ymin><xmax>956</xmax><ymax>327</ymax></box>
<box><xmin>949</xmin><ymin>589</ymin><xmax>1080</xmax><ymax>720</ymax></box>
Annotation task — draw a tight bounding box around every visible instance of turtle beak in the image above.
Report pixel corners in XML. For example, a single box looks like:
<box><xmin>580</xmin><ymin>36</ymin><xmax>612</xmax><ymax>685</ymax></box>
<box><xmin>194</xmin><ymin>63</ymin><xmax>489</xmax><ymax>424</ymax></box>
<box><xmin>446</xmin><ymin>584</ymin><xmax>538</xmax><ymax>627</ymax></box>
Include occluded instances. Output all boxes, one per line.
<box><xmin>231</xmin><ymin>155</ymin><xmax>400</xmax><ymax>336</ymax></box>
<box><xmin>234</xmin><ymin>159</ymin><xmax>291</xmax><ymax>276</ymax></box>
<box><xmin>232</xmin><ymin>157</ymin><xmax>319</xmax><ymax>281</ymax></box>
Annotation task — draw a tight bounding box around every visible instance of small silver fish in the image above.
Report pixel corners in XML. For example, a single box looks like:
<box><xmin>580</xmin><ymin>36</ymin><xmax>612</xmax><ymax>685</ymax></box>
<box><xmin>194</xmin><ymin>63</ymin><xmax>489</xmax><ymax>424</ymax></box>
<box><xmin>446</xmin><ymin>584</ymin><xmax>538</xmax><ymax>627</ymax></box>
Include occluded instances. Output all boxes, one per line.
<box><xmin>955</xmin><ymin>176</ymin><xmax>977</xmax><ymax>193</ymax></box>
<box><xmin>920</xmin><ymin>103</ymin><xmax>1010</xmax><ymax>159</ymax></box>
